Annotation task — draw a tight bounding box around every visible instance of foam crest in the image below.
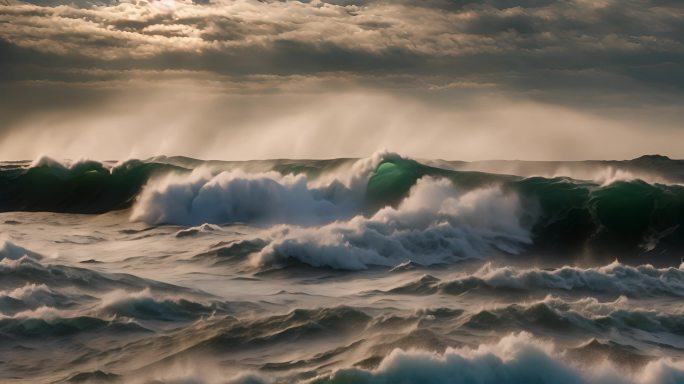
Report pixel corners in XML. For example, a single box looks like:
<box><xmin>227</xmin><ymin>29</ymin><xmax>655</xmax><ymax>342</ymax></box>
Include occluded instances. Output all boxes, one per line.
<box><xmin>311</xmin><ymin>150</ymin><xmax>403</xmax><ymax>191</ymax></box>
<box><xmin>254</xmin><ymin>178</ymin><xmax>532</xmax><ymax>269</ymax></box>
<box><xmin>175</xmin><ymin>223</ymin><xmax>223</xmax><ymax>237</ymax></box>
<box><xmin>5</xmin><ymin>305</ymin><xmax>73</xmax><ymax>320</ymax></box>
<box><xmin>131</xmin><ymin>168</ymin><xmax>360</xmax><ymax>226</ymax></box>
<box><xmin>30</xmin><ymin>155</ymin><xmax>104</xmax><ymax>172</ymax></box>
<box><xmin>544</xmin><ymin>166</ymin><xmax>673</xmax><ymax>186</ymax></box>
<box><xmin>440</xmin><ymin>261</ymin><xmax>684</xmax><ymax>297</ymax></box>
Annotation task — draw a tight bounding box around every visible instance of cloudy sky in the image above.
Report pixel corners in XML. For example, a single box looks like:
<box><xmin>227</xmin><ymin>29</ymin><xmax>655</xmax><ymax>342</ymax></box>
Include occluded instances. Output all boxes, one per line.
<box><xmin>0</xmin><ymin>0</ymin><xmax>682</xmax><ymax>160</ymax></box>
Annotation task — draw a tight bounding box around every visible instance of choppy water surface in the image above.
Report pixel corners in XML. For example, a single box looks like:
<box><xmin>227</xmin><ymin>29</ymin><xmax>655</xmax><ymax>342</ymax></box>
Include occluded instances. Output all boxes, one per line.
<box><xmin>3</xmin><ymin>153</ymin><xmax>684</xmax><ymax>383</ymax></box>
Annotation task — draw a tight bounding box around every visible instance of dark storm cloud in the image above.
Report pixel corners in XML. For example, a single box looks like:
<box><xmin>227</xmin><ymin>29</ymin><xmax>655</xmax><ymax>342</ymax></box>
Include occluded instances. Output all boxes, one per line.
<box><xmin>0</xmin><ymin>0</ymin><xmax>682</xmax><ymax>107</ymax></box>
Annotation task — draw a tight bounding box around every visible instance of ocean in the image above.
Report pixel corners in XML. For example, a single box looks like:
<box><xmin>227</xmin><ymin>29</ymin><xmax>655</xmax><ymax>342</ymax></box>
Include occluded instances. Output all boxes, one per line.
<box><xmin>2</xmin><ymin>152</ymin><xmax>684</xmax><ymax>383</ymax></box>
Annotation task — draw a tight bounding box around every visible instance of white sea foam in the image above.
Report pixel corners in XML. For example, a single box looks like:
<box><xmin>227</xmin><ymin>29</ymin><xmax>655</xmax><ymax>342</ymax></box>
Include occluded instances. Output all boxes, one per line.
<box><xmin>131</xmin><ymin>168</ymin><xmax>361</xmax><ymax>227</ymax></box>
<box><xmin>253</xmin><ymin>178</ymin><xmax>532</xmax><ymax>269</ymax></box>
<box><xmin>131</xmin><ymin>152</ymin><xmax>402</xmax><ymax>227</ymax></box>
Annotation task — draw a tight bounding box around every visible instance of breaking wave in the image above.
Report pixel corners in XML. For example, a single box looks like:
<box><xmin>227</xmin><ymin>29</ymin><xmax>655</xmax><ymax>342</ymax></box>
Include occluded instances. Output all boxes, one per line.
<box><xmin>3</xmin><ymin>153</ymin><xmax>684</xmax><ymax>267</ymax></box>
<box><xmin>254</xmin><ymin>178</ymin><xmax>531</xmax><ymax>269</ymax></box>
<box><xmin>127</xmin><ymin>153</ymin><xmax>684</xmax><ymax>266</ymax></box>
<box><xmin>131</xmin><ymin>169</ymin><xmax>362</xmax><ymax>227</ymax></box>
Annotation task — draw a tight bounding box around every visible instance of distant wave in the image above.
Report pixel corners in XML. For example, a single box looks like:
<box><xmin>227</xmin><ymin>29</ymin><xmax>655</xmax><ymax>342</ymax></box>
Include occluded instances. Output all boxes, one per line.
<box><xmin>0</xmin><ymin>156</ymin><xmax>182</xmax><ymax>214</ymax></box>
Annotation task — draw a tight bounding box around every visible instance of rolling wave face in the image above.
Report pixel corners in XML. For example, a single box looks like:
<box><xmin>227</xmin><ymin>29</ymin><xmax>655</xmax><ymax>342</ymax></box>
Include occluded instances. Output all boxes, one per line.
<box><xmin>365</xmin><ymin>156</ymin><xmax>684</xmax><ymax>262</ymax></box>
<box><xmin>0</xmin><ymin>239</ymin><xmax>42</xmax><ymax>261</ymax></box>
